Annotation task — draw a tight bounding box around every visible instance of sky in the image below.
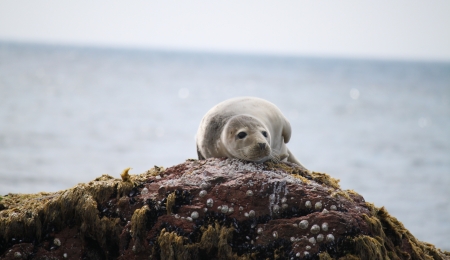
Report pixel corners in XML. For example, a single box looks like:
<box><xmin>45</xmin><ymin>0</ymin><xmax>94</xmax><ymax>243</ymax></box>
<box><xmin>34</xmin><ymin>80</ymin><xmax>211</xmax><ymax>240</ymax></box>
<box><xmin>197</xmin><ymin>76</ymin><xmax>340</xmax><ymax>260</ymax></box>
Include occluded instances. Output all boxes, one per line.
<box><xmin>0</xmin><ymin>1</ymin><xmax>450</xmax><ymax>61</ymax></box>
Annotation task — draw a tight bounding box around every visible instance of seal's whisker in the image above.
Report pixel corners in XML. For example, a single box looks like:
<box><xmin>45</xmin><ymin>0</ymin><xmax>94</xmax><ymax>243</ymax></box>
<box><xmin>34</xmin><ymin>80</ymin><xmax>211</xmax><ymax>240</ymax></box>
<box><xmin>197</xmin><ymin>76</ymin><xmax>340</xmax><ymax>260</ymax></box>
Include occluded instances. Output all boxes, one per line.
<box><xmin>269</xmin><ymin>154</ymin><xmax>280</xmax><ymax>163</ymax></box>
<box><xmin>235</xmin><ymin>144</ymin><xmax>253</xmax><ymax>151</ymax></box>
<box><xmin>269</xmin><ymin>149</ymin><xmax>283</xmax><ymax>163</ymax></box>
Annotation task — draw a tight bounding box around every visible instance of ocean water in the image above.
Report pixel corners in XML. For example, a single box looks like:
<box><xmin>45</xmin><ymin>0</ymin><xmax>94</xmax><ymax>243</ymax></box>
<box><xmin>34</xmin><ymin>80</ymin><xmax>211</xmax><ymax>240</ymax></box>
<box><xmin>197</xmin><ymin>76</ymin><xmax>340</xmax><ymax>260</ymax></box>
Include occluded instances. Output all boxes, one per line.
<box><xmin>0</xmin><ymin>42</ymin><xmax>449</xmax><ymax>250</ymax></box>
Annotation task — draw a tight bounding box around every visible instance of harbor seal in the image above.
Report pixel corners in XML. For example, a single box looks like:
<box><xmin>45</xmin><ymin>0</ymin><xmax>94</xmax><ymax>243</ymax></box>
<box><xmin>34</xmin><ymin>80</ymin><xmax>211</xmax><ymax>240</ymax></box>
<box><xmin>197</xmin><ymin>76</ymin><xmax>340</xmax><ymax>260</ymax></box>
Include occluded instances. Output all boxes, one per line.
<box><xmin>196</xmin><ymin>97</ymin><xmax>306</xmax><ymax>168</ymax></box>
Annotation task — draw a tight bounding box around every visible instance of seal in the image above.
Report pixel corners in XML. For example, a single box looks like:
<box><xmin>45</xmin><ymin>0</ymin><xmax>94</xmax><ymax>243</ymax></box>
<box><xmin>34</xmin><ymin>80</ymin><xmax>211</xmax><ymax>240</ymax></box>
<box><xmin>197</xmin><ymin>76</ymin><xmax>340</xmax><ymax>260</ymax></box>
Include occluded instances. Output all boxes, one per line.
<box><xmin>196</xmin><ymin>97</ymin><xmax>306</xmax><ymax>168</ymax></box>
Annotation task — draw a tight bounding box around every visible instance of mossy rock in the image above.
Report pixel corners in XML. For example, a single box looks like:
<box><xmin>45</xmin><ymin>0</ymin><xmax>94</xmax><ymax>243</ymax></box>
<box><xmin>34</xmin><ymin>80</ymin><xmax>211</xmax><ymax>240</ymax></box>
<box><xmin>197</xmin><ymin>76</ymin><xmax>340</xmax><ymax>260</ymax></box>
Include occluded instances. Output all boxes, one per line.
<box><xmin>0</xmin><ymin>159</ymin><xmax>448</xmax><ymax>260</ymax></box>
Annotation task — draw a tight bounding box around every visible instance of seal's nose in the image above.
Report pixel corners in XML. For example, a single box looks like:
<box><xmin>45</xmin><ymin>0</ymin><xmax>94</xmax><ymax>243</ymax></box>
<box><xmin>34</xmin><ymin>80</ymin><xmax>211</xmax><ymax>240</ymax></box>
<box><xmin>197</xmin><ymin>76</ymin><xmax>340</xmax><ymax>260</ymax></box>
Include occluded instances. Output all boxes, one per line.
<box><xmin>258</xmin><ymin>143</ymin><xmax>266</xmax><ymax>150</ymax></box>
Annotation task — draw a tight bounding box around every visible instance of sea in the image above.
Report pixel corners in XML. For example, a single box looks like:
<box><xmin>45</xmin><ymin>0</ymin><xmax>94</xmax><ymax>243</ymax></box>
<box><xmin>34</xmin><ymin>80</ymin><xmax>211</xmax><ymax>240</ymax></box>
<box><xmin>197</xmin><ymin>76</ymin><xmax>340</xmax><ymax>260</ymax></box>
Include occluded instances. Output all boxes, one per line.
<box><xmin>0</xmin><ymin>42</ymin><xmax>449</xmax><ymax>250</ymax></box>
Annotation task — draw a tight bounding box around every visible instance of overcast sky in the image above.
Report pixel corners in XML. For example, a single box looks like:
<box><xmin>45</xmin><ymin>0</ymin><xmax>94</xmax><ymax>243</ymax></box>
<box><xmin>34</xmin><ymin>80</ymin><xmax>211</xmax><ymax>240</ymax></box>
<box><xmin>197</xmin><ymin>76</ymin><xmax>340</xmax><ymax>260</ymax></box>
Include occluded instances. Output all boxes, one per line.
<box><xmin>1</xmin><ymin>1</ymin><xmax>449</xmax><ymax>61</ymax></box>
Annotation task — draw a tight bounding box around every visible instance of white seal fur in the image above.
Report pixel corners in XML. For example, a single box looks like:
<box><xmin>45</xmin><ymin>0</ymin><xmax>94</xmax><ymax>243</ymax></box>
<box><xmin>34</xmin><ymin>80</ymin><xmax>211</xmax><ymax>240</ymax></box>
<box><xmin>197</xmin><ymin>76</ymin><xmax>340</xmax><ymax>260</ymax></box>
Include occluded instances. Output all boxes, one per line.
<box><xmin>196</xmin><ymin>97</ymin><xmax>306</xmax><ymax>168</ymax></box>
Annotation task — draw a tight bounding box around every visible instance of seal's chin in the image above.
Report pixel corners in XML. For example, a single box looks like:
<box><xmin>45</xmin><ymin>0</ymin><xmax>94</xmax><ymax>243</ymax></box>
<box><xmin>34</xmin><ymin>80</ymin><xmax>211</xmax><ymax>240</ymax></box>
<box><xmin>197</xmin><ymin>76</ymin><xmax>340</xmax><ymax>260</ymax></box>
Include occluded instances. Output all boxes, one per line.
<box><xmin>252</xmin><ymin>156</ymin><xmax>271</xmax><ymax>163</ymax></box>
<box><xmin>238</xmin><ymin>145</ymin><xmax>271</xmax><ymax>163</ymax></box>
<box><xmin>236</xmin><ymin>155</ymin><xmax>270</xmax><ymax>163</ymax></box>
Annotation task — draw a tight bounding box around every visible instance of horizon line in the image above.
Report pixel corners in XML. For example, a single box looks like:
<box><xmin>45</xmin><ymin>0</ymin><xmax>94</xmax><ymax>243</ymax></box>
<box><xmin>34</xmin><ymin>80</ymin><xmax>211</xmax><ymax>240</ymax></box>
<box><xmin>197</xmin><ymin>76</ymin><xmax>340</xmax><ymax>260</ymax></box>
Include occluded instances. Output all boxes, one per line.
<box><xmin>2</xmin><ymin>39</ymin><xmax>449</xmax><ymax>65</ymax></box>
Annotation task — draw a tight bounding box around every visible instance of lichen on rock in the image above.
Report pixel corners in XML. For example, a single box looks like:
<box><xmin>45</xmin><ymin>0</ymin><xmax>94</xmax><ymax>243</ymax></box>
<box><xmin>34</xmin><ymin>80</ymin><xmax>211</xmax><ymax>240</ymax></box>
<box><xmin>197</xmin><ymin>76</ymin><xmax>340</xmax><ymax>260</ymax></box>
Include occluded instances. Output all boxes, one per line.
<box><xmin>0</xmin><ymin>159</ymin><xmax>448</xmax><ymax>259</ymax></box>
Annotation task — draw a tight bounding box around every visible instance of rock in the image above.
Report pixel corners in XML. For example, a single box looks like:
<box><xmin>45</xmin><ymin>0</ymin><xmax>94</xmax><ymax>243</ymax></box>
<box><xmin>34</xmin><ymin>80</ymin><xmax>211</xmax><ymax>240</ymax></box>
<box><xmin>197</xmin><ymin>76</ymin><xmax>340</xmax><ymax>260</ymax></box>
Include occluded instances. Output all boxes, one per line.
<box><xmin>0</xmin><ymin>159</ymin><xmax>448</xmax><ymax>259</ymax></box>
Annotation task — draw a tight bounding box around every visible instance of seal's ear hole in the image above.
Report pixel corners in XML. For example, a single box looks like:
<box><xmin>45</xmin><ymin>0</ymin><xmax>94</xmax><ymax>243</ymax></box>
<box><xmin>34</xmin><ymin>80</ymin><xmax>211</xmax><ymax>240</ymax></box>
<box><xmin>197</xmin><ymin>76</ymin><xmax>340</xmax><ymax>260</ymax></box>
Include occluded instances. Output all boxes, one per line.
<box><xmin>237</xmin><ymin>132</ymin><xmax>247</xmax><ymax>139</ymax></box>
<box><xmin>262</xmin><ymin>131</ymin><xmax>268</xmax><ymax>138</ymax></box>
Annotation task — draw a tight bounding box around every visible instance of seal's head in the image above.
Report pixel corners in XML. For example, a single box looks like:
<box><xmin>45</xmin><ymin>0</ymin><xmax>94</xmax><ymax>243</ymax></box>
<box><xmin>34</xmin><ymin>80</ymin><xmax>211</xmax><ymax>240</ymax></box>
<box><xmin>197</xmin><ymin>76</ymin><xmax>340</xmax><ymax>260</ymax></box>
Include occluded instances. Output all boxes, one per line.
<box><xmin>221</xmin><ymin>115</ymin><xmax>271</xmax><ymax>162</ymax></box>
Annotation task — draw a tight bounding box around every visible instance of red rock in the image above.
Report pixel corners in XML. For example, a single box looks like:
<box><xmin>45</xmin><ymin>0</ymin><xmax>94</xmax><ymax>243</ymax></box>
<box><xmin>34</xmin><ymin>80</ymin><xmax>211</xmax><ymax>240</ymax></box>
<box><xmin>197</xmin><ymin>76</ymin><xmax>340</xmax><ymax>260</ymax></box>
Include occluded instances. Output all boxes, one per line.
<box><xmin>0</xmin><ymin>158</ymin><xmax>448</xmax><ymax>259</ymax></box>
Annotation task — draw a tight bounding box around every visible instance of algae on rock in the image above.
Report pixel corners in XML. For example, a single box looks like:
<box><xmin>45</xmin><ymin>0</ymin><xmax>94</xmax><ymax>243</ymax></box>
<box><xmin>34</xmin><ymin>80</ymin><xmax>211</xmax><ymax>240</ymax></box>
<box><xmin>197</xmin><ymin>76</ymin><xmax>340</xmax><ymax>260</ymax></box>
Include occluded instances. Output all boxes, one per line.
<box><xmin>0</xmin><ymin>159</ymin><xmax>448</xmax><ymax>260</ymax></box>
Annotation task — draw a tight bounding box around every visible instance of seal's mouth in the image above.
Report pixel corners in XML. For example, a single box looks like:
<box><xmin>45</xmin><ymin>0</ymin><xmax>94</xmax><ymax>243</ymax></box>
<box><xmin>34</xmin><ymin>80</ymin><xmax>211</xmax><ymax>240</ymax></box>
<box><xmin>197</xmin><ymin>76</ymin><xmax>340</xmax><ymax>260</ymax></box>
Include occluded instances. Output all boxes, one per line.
<box><xmin>240</xmin><ymin>144</ymin><xmax>271</xmax><ymax>162</ymax></box>
<box><xmin>252</xmin><ymin>156</ymin><xmax>271</xmax><ymax>163</ymax></box>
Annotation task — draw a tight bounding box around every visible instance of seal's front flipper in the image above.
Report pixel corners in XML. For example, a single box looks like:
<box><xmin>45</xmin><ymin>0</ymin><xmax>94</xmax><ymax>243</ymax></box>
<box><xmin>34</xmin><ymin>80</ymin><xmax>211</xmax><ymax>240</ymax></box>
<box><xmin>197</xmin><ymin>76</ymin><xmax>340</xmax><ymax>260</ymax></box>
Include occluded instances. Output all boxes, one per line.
<box><xmin>279</xmin><ymin>153</ymin><xmax>289</xmax><ymax>161</ymax></box>
<box><xmin>287</xmin><ymin>149</ymin><xmax>308</xmax><ymax>171</ymax></box>
<box><xmin>197</xmin><ymin>145</ymin><xmax>206</xmax><ymax>160</ymax></box>
<box><xmin>268</xmin><ymin>153</ymin><xmax>288</xmax><ymax>164</ymax></box>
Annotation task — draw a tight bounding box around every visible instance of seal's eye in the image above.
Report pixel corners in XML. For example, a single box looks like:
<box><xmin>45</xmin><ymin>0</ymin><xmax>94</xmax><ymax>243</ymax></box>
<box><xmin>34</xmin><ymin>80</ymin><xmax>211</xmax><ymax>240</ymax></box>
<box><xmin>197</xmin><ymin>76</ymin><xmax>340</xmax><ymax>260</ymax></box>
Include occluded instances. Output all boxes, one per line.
<box><xmin>262</xmin><ymin>131</ymin><xmax>268</xmax><ymax>138</ymax></box>
<box><xmin>237</xmin><ymin>132</ymin><xmax>247</xmax><ymax>139</ymax></box>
